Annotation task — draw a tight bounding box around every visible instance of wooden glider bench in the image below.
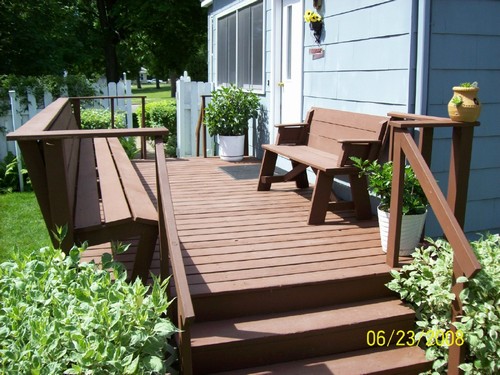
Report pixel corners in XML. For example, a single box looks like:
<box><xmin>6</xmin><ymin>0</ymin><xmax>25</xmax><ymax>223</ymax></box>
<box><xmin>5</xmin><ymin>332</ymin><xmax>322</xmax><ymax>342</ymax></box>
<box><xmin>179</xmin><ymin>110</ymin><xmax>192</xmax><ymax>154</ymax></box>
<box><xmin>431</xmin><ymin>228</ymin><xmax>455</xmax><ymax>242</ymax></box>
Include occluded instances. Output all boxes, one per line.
<box><xmin>258</xmin><ymin>107</ymin><xmax>389</xmax><ymax>224</ymax></box>
<box><xmin>7</xmin><ymin>97</ymin><xmax>169</xmax><ymax>282</ymax></box>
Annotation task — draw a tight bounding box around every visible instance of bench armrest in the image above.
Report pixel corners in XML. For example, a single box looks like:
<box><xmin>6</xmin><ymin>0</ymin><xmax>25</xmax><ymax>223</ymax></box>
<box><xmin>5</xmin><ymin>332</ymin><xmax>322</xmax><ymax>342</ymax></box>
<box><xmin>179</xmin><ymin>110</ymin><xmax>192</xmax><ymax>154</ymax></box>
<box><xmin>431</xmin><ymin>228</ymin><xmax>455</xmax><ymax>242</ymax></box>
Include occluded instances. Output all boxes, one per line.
<box><xmin>274</xmin><ymin>122</ymin><xmax>308</xmax><ymax>128</ymax></box>
<box><xmin>339</xmin><ymin>139</ymin><xmax>382</xmax><ymax>166</ymax></box>
<box><xmin>274</xmin><ymin>122</ymin><xmax>309</xmax><ymax>145</ymax></box>
<box><xmin>7</xmin><ymin>127</ymin><xmax>169</xmax><ymax>141</ymax></box>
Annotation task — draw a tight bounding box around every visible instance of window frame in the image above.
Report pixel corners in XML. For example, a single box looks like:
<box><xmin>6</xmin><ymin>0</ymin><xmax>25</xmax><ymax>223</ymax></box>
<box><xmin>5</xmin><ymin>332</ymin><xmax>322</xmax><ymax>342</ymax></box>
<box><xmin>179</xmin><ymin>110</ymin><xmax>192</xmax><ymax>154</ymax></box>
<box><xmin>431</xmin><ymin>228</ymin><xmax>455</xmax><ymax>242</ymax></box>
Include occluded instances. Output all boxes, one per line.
<box><xmin>215</xmin><ymin>0</ymin><xmax>265</xmax><ymax>93</ymax></box>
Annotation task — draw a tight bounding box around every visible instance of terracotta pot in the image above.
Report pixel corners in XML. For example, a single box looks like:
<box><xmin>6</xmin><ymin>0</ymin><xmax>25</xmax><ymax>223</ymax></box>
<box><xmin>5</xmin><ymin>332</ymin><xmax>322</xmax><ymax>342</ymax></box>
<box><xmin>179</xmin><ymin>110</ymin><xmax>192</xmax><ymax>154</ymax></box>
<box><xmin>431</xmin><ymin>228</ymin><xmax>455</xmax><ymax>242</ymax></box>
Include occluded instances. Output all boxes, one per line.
<box><xmin>447</xmin><ymin>86</ymin><xmax>481</xmax><ymax>122</ymax></box>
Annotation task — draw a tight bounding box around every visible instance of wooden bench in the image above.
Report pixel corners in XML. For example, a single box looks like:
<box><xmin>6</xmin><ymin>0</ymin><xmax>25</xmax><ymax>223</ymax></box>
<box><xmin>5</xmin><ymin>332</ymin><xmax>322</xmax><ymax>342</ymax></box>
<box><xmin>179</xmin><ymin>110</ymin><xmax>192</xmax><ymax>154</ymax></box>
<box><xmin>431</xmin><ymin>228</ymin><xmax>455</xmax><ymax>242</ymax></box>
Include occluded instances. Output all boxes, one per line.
<box><xmin>7</xmin><ymin>97</ymin><xmax>169</xmax><ymax>282</ymax></box>
<box><xmin>258</xmin><ymin>107</ymin><xmax>388</xmax><ymax>224</ymax></box>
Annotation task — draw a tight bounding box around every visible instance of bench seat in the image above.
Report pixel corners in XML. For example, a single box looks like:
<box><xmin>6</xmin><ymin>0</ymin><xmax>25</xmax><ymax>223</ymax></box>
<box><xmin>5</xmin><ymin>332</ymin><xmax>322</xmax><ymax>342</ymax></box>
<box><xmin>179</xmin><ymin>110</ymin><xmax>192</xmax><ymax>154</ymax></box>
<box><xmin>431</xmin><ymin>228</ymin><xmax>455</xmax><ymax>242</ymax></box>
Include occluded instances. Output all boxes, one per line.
<box><xmin>258</xmin><ymin>108</ymin><xmax>388</xmax><ymax>225</ymax></box>
<box><xmin>7</xmin><ymin>98</ymin><xmax>168</xmax><ymax>282</ymax></box>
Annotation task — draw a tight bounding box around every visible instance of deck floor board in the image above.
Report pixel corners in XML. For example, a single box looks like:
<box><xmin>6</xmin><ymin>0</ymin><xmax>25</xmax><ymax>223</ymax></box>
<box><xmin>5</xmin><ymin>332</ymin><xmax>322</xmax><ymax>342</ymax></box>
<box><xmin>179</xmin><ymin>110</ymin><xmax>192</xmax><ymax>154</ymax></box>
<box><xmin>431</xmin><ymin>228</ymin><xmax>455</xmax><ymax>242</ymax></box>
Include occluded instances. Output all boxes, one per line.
<box><xmin>82</xmin><ymin>157</ymin><xmax>389</xmax><ymax>296</ymax></box>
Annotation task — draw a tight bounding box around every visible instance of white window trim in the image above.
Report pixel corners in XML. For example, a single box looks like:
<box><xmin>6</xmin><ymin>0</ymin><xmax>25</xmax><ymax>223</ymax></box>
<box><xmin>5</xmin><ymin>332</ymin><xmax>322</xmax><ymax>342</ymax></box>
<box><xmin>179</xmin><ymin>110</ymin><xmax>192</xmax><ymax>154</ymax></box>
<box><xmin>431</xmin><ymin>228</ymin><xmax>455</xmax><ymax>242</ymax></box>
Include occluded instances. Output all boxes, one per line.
<box><xmin>214</xmin><ymin>0</ymin><xmax>265</xmax><ymax>94</ymax></box>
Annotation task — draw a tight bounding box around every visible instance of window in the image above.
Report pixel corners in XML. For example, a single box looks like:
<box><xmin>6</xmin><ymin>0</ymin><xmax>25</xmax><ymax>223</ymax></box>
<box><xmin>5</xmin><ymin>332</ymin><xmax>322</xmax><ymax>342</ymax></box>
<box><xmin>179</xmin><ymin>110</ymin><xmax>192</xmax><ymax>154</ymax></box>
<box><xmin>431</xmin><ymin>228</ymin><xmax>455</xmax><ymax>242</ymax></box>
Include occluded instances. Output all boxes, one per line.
<box><xmin>217</xmin><ymin>1</ymin><xmax>263</xmax><ymax>90</ymax></box>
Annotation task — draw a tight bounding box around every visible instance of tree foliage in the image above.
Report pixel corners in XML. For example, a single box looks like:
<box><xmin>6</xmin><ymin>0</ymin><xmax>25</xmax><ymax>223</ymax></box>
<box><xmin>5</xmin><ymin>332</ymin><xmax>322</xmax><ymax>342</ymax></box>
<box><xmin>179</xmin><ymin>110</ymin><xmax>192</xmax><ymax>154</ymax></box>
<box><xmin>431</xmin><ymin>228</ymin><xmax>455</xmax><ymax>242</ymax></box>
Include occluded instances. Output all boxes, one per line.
<box><xmin>0</xmin><ymin>0</ymin><xmax>207</xmax><ymax>83</ymax></box>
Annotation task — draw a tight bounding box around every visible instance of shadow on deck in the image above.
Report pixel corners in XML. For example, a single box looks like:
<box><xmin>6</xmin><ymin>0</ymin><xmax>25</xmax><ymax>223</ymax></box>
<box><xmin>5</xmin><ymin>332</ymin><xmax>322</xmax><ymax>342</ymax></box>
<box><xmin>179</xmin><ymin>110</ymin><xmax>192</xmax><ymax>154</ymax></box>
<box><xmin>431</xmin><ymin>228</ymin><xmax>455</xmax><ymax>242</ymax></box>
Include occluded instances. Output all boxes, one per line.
<box><xmin>82</xmin><ymin>157</ymin><xmax>430</xmax><ymax>375</ymax></box>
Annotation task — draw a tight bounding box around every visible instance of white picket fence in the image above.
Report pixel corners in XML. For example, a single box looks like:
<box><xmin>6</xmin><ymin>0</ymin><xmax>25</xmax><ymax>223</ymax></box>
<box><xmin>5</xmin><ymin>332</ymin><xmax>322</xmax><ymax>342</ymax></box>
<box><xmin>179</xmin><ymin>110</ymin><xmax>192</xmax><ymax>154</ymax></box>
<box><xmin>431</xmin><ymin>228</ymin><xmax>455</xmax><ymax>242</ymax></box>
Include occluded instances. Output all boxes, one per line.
<box><xmin>176</xmin><ymin>72</ymin><xmax>214</xmax><ymax>157</ymax></box>
<box><xmin>0</xmin><ymin>80</ymin><xmax>132</xmax><ymax>161</ymax></box>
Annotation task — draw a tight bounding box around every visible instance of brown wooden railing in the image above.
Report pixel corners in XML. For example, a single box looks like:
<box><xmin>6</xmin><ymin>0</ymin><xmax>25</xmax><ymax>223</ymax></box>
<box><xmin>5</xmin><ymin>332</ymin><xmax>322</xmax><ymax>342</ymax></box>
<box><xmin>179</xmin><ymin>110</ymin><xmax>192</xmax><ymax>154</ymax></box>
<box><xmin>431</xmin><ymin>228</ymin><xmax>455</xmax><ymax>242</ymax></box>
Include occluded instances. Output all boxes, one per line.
<box><xmin>70</xmin><ymin>95</ymin><xmax>148</xmax><ymax>158</ymax></box>
<box><xmin>386</xmin><ymin>113</ymin><xmax>482</xmax><ymax>375</ymax></box>
<box><xmin>155</xmin><ymin>138</ymin><xmax>195</xmax><ymax>375</ymax></box>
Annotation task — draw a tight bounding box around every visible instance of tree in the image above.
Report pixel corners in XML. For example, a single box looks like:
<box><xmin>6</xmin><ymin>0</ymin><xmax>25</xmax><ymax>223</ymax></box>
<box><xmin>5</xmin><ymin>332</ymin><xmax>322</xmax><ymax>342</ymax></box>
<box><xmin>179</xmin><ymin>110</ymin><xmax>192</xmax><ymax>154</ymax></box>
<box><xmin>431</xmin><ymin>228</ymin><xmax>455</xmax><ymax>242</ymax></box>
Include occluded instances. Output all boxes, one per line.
<box><xmin>0</xmin><ymin>0</ymin><xmax>102</xmax><ymax>76</ymax></box>
<box><xmin>0</xmin><ymin>0</ymin><xmax>208</xmax><ymax>85</ymax></box>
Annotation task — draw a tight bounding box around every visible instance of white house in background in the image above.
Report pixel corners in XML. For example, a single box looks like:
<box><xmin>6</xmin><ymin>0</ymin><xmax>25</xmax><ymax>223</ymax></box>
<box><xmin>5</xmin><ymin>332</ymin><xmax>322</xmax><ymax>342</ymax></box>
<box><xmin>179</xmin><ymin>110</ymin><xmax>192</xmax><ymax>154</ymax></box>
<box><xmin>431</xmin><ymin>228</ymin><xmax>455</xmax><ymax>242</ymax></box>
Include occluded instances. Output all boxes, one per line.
<box><xmin>139</xmin><ymin>67</ymin><xmax>148</xmax><ymax>83</ymax></box>
<box><xmin>201</xmin><ymin>0</ymin><xmax>500</xmax><ymax>237</ymax></box>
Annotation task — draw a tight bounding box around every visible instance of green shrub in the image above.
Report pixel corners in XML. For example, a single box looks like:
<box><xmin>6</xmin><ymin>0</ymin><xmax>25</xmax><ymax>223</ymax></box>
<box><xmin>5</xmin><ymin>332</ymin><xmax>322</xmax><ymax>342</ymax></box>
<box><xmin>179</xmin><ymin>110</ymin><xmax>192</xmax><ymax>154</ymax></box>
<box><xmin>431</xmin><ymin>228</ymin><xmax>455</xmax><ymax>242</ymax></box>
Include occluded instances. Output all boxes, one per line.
<box><xmin>80</xmin><ymin>108</ymin><xmax>127</xmax><ymax>130</ymax></box>
<box><xmin>0</xmin><ymin>241</ymin><xmax>177</xmax><ymax>374</ymax></box>
<box><xmin>0</xmin><ymin>152</ymin><xmax>31</xmax><ymax>194</ymax></box>
<box><xmin>387</xmin><ymin>235</ymin><xmax>500</xmax><ymax>374</ymax></box>
<box><xmin>80</xmin><ymin>108</ymin><xmax>139</xmax><ymax>159</ymax></box>
<box><xmin>136</xmin><ymin>101</ymin><xmax>177</xmax><ymax>157</ymax></box>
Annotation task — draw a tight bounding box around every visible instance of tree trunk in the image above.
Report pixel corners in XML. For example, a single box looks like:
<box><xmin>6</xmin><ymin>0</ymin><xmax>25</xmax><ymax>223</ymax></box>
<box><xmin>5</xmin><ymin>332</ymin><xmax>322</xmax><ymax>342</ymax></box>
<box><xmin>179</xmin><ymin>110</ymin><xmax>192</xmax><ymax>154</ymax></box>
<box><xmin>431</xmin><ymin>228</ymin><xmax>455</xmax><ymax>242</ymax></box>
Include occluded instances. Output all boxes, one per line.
<box><xmin>95</xmin><ymin>0</ymin><xmax>120</xmax><ymax>83</ymax></box>
<box><xmin>170</xmin><ymin>71</ymin><xmax>178</xmax><ymax>97</ymax></box>
<box><xmin>136</xmin><ymin>74</ymin><xmax>142</xmax><ymax>89</ymax></box>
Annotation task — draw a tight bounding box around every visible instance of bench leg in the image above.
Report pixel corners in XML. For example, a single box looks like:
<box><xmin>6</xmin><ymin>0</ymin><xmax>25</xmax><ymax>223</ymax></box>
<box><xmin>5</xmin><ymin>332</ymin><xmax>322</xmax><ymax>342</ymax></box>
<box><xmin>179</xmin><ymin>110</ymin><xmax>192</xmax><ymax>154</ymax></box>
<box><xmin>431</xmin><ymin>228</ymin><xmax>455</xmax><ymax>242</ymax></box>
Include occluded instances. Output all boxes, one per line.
<box><xmin>291</xmin><ymin>161</ymin><xmax>309</xmax><ymax>188</ymax></box>
<box><xmin>131</xmin><ymin>226</ymin><xmax>158</xmax><ymax>283</ymax></box>
<box><xmin>349</xmin><ymin>174</ymin><xmax>373</xmax><ymax>220</ymax></box>
<box><xmin>308</xmin><ymin>171</ymin><xmax>333</xmax><ymax>225</ymax></box>
<box><xmin>257</xmin><ymin>150</ymin><xmax>278</xmax><ymax>191</ymax></box>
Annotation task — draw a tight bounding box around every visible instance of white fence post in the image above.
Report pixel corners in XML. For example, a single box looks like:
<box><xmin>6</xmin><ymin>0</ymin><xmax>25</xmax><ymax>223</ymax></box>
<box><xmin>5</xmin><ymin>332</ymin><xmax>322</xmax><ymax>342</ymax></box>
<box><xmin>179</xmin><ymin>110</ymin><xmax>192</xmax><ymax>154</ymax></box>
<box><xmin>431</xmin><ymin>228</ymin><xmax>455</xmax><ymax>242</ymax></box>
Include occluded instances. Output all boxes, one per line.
<box><xmin>176</xmin><ymin>72</ymin><xmax>214</xmax><ymax>157</ymax></box>
<box><xmin>8</xmin><ymin>91</ymin><xmax>24</xmax><ymax>191</ymax></box>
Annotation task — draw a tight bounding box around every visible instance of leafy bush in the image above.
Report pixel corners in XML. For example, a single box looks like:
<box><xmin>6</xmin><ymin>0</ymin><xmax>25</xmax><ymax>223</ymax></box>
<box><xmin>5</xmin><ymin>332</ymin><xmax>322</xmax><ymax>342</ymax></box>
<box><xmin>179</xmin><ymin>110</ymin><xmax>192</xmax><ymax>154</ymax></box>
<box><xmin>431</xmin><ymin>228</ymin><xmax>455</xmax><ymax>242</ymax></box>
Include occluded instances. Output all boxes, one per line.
<box><xmin>80</xmin><ymin>108</ymin><xmax>138</xmax><ymax>159</ymax></box>
<box><xmin>352</xmin><ymin>158</ymin><xmax>428</xmax><ymax>215</ymax></box>
<box><xmin>0</xmin><ymin>241</ymin><xmax>177</xmax><ymax>374</ymax></box>
<box><xmin>387</xmin><ymin>235</ymin><xmax>500</xmax><ymax>374</ymax></box>
<box><xmin>204</xmin><ymin>85</ymin><xmax>260</xmax><ymax>137</ymax></box>
<box><xmin>80</xmin><ymin>108</ymin><xmax>127</xmax><ymax>129</ymax></box>
<box><xmin>136</xmin><ymin>100</ymin><xmax>177</xmax><ymax>157</ymax></box>
<box><xmin>0</xmin><ymin>152</ymin><xmax>31</xmax><ymax>194</ymax></box>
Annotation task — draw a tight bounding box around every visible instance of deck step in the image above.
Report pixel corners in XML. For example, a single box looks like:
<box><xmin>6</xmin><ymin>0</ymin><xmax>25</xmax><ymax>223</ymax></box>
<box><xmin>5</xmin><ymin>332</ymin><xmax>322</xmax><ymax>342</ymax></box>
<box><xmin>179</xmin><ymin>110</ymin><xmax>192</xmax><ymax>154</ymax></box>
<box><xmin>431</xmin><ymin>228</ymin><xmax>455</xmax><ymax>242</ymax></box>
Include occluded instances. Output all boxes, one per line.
<box><xmin>210</xmin><ymin>346</ymin><xmax>431</xmax><ymax>375</ymax></box>
<box><xmin>191</xmin><ymin>298</ymin><xmax>417</xmax><ymax>374</ymax></box>
<box><xmin>190</xmin><ymin>263</ymin><xmax>395</xmax><ymax>321</ymax></box>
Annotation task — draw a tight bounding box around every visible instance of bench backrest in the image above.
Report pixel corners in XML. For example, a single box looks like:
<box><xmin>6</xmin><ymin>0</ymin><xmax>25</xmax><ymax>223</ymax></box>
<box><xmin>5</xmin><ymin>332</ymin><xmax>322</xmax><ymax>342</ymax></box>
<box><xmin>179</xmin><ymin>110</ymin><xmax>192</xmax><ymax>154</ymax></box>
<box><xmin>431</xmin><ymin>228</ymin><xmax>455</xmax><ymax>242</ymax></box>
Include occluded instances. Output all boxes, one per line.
<box><xmin>306</xmin><ymin>107</ymin><xmax>388</xmax><ymax>161</ymax></box>
<box><xmin>12</xmin><ymin>98</ymin><xmax>81</xmax><ymax>245</ymax></box>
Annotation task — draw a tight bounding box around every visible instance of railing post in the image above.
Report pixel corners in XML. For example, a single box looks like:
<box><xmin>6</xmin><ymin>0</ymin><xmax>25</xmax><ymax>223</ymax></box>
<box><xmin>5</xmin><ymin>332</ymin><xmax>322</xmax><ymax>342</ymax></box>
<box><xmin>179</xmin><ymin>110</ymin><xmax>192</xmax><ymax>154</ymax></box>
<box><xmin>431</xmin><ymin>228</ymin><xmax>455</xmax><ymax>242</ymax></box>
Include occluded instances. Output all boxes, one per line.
<box><xmin>448</xmin><ymin>258</ymin><xmax>466</xmax><ymax>375</ymax></box>
<box><xmin>387</xmin><ymin>128</ymin><xmax>405</xmax><ymax>268</ymax></box>
<box><xmin>447</xmin><ymin>125</ymin><xmax>475</xmax><ymax>228</ymax></box>
<box><xmin>141</xmin><ymin>97</ymin><xmax>147</xmax><ymax>159</ymax></box>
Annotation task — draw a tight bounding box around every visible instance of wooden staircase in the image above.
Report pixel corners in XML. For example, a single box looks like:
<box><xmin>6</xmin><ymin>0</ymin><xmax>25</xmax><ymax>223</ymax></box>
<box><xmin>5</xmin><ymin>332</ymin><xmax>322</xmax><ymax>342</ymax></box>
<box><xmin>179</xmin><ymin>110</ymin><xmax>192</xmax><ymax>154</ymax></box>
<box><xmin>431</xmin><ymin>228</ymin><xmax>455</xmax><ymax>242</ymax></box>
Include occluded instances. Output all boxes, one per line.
<box><xmin>188</xmin><ymin>265</ymin><xmax>431</xmax><ymax>374</ymax></box>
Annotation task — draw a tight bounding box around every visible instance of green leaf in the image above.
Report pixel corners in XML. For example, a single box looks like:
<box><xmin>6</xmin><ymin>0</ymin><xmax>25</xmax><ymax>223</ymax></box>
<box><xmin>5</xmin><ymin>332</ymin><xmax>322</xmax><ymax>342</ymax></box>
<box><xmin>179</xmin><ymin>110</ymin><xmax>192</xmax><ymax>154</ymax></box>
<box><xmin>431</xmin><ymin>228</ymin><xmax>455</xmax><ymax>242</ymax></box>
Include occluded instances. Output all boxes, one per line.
<box><xmin>456</xmin><ymin>276</ymin><xmax>468</xmax><ymax>283</ymax></box>
<box><xmin>145</xmin><ymin>355</ymin><xmax>164</xmax><ymax>372</ymax></box>
<box><xmin>124</xmin><ymin>355</ymin><xmax>139</xmax><ymax>374</ymax></box>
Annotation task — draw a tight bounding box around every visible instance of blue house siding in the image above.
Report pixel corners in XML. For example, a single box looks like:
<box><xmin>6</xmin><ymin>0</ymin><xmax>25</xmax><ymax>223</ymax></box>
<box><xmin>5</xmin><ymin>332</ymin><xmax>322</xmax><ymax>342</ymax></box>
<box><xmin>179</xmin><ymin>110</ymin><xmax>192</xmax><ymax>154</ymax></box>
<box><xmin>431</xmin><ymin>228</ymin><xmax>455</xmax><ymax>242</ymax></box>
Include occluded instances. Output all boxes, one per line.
<box><xmin>424</xmin><ymin>0</ymin><xmax>500</xmax><ymax>236</ymax></box>
<box><xmin>303</xmin><ymin>0</ymin><xmax>415</xmax><ymax>116</ymax></box>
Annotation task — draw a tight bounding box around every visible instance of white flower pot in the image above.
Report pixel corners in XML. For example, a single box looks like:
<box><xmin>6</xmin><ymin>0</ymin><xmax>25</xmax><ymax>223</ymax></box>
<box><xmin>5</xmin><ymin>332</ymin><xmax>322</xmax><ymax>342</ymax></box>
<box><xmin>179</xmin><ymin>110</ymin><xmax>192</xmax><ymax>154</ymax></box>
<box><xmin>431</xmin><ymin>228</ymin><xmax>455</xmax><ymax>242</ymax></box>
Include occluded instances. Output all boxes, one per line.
<box><xmin>218</xmin><ymin>135</ymin><xmax>245</xmax><ymax>162</ymax></box>
<box><xmin>377</xmin><ymin>207</ymin><xmax>427</xmax><ymax>256</ymax></box>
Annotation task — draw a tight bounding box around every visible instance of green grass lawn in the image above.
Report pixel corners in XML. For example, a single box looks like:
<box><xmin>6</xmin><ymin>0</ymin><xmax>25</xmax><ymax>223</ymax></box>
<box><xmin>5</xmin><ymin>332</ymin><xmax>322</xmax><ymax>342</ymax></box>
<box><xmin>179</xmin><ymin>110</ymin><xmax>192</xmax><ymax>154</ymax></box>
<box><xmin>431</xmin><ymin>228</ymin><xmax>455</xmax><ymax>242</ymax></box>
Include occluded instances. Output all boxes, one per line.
<box><xmin>0</xmin><ymin>192</ymin><xmax>51</xmax><ymax>262</ymax></box>
<box><xmin>131</xmin><ymin>83</ymin><xmax>176</xmax><ymax>104</ymax></box>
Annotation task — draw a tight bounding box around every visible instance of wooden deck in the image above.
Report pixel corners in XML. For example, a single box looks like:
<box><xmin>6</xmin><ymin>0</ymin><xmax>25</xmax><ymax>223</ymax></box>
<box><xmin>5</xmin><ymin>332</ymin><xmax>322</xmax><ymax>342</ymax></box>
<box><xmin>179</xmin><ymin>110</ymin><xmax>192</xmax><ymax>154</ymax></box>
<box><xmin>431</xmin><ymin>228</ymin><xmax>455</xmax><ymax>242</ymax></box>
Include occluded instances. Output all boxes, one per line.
<box><xmin>81</xmin><ymin>156</ymin><xmax>430</xmax><ymax>374</ymax></box>
<box><xmin>84</xmin><ymin>156</ymin><xmax>388</xmax><ymax>291</ymax></box>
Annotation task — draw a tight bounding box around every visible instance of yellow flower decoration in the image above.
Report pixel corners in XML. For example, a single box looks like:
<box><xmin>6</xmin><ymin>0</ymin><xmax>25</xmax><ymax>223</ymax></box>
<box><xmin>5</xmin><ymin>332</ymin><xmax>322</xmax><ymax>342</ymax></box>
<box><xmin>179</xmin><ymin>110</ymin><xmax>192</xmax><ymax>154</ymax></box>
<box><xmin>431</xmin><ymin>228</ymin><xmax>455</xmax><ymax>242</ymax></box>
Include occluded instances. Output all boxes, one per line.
<box><xmin>304</xmin><ymin>9</ymin><xmax>322</xmax><ymax>23</ymax></box>
<box><xmin>310</xmin><ymin>13</ymin><xmax>322</xmax><ymax>23</ymax></box>
<box><xmin>304</xmin><ymin>10</ymin><xmax>313</xmax><ymax>23</ymax></box>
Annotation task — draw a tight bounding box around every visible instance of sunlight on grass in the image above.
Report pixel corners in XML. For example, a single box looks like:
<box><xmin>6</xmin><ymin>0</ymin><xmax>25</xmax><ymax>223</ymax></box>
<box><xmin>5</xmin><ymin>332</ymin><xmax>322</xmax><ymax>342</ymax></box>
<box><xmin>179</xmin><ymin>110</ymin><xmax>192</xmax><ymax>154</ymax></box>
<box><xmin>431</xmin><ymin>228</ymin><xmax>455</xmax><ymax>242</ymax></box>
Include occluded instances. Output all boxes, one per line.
<box><xmin>0</xmin><ymin>192</ymin><xmax>51</xmax><ymax>262</ymax></box>
<box><xmin>131</xmin><ymin>83</ymin><xmax>175</xmax><ymax>105</ymax></box>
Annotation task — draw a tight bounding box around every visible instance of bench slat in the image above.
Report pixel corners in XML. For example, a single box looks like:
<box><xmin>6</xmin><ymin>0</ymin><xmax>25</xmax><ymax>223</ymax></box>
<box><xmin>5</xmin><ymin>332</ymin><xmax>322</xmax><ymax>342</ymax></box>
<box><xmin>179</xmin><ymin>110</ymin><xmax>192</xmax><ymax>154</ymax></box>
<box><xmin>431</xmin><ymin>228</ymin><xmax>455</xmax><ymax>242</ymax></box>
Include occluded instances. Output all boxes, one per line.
<box><xmin>74</xmin><ymin>138</ymin><xmax>101</xmax><ymax>229</ymax></box>
<box><xmin>107</xmin><ymin>138</ymin><xmax>157</xmax><ymax>224</ymax></box>
<box><xmin>93</xmin><ymin>138</ymin><xmax>131</xmax><ymax>225</ymax></box>
<box><xmin>263</xmin><ymin>144</ymin><xmax>342</xmax><ymax>172</ymax></box>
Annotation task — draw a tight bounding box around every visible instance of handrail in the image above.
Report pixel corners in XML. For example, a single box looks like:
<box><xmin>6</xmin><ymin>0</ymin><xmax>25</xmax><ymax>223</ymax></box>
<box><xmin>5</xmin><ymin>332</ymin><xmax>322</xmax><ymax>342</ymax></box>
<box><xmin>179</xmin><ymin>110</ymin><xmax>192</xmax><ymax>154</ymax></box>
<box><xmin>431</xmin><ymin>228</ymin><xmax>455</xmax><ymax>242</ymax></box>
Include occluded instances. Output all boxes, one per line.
<box><xmin>70</xmin><ymin>95</ymin><xmax>148</xmax><ymax>158</ymax></box>
<box><xmin>387</xmin><ymin>115</ymin><xmax>482</xmax><ymax>375</ymax></box>
<box><xmin>155</xmin><ymin>138</ymin><xmax>195</xmax><ymax>375</ymax></box>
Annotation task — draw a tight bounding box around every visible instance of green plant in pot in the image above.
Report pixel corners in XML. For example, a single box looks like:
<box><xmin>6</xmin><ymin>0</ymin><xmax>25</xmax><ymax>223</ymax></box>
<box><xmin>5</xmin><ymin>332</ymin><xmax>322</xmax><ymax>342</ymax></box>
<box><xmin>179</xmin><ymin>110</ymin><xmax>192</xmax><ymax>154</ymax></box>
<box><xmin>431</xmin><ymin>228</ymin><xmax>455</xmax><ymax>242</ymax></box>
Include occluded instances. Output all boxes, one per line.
<box><xmin>351</xmin><ymin>157</ymin><xmax>429</xmax><ymax>255</ymax></box>
<box><xmin>204</xmin><ymin>85</ymin><xmax>260</xmax><ymax>161</ymax></box>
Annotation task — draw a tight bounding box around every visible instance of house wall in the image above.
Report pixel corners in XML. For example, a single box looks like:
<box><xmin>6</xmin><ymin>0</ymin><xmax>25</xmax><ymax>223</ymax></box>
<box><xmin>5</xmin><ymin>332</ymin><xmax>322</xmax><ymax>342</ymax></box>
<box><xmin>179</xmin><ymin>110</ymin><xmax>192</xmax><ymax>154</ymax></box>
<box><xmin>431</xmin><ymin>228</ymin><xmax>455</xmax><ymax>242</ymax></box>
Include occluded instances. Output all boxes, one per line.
<box><xmin>424</xmin><ymin>0</ymin><xmax>500</xmax><ymax>236</ymax></box>
<box><xmin>302</xmin><ymin>0</ymin><xmax>417</xmax><ymax>116</ymax></box>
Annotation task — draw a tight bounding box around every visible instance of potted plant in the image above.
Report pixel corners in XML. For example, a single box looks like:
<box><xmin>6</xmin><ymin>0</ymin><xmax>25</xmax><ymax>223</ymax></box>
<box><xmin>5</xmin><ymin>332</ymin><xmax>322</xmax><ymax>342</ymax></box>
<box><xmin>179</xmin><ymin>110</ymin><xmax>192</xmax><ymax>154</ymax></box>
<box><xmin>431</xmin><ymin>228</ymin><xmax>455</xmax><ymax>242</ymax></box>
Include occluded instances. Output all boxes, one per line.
<box><xmin>351</xmin><ymin>157</ymin><xmax>429</xmax><ymax>255</ymax></box>
<box><xmin>447</xmin><ymin>81</ymin><xmax>481</xmax><ymax>122</ymax></box>
<box><xmin>204</xmin><ymin>85</ymin><xmax>260</xmax><ymax>162</ymax></box>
